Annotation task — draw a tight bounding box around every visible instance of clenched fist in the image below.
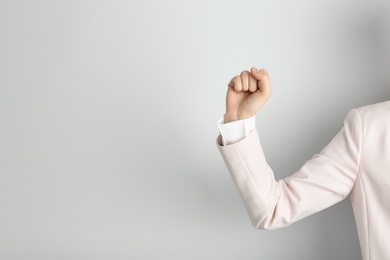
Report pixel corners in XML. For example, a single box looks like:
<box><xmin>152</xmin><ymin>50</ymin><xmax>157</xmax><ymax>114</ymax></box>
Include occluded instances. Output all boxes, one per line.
<box><xmin>225</xmin><ymin>67</ymin><xmax>272</xmax><ymax>123</ymax></box>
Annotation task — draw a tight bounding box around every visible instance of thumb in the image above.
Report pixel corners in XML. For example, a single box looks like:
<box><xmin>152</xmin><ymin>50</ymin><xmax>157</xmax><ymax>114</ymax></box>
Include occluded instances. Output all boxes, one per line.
<box><xmin>250</xmin><ymin>66</ymin><xmax>264</xmax><ymax>80</ymax></box>
<box><xmin>250</xmin><ymin>66</ymin><xmax>272</xmax><ymax>98</ymax></box>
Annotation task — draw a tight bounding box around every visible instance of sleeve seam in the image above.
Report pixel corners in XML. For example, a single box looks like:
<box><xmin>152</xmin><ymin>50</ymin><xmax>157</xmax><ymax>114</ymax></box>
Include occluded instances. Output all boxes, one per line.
<box><xmin>354</xmin><ymin>108</ymin><xmax>363</xmax><ymax>182</ymax></box>
<box><xmin>234</xmin><ymin>143</ymin><xmax>272</xmax><ymax>225</ymax></box>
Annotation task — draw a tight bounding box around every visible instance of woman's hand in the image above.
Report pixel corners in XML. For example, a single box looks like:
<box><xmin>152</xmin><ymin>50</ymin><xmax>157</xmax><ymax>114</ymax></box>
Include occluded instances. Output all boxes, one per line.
<box><xmin>225</xmin><ymin>67</ymin><xmax>272</xmax><ymax>123</ymax></box>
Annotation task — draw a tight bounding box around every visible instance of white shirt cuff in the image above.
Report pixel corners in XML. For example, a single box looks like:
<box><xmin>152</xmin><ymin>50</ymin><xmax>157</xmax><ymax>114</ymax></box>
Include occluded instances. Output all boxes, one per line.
<box><xmin>217</xmin><ymin>115</ymin><xmax>256</xmax><ymax>146</ymax></box>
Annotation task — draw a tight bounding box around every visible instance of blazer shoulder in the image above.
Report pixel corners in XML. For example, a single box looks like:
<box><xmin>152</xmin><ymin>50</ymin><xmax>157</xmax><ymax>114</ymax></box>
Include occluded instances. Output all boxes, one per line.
<box><xmin>353</xmin><ymin>100</ymin><xmax>390</xmax><ymax>133</ymax></box>
<box><xmin>355</xmin><ymin>100</ymin><xmax>390</xmax><ymax>119</ymax></box>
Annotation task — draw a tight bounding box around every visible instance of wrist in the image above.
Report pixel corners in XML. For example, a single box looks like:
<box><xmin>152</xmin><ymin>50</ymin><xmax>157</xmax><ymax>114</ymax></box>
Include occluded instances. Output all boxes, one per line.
<box><xmin>225</xmin><ymin>112</ymin><xmax>256</xmax><ymax>124</ymax></box>
<box><xmin>224</xmin><ymin>113</ymin><xmax>239</xmax><ymax>123</ymax></box>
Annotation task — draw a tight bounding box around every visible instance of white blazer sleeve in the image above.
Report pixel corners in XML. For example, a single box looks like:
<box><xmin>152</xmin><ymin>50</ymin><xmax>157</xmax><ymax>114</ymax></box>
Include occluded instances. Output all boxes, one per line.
<box><xmin>216</xmin><ymin>109</ymin><xmax>362</xmax><ymax>230</ymax></box>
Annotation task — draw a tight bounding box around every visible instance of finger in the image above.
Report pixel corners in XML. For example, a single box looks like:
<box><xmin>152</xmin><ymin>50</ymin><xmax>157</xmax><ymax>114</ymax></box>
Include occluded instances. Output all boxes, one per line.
<box><xmin>228</xmin><ymin>75</ymin><xmax>236</xmax><ymax>87</ymax></box>
<box><xmin>228</xmin><ymin>76</ymin><xmax>235</xmax><ymax>90</ymax></box>
<box><xmin>248</xmin><ymin>74</ymin><xmax>257</xmax><ymax>92</ymax></box>
<box><xmin>240</xmin><ymin>70</ymin><xmax>250</xmax><ymax>91</ymax></box>
<box><xmin>228</xmin><ymin>76</ymin><xmax>242</xmax><ymax>92</ymax></box>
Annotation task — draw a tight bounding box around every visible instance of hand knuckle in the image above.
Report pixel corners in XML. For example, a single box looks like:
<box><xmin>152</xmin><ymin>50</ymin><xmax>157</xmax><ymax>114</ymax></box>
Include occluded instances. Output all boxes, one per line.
<box><xmin>240</xmin><ymin>70</ymin><xmax>249</xmax><ymax>77</ymax></box>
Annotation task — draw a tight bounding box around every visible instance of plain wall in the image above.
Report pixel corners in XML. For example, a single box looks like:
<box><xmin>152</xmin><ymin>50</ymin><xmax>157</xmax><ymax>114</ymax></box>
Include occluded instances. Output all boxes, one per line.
<box><xmin>1</xmin><ymin>1</ymin><xmax>390</xmax><ymax>259</ymax></box>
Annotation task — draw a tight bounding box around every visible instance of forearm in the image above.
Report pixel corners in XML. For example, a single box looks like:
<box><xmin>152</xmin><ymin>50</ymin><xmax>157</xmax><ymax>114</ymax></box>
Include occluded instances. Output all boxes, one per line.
<box><xmin>217</xmin><ymin>127</ymin><xmax>279</xmax><ymax>229</ymax></box>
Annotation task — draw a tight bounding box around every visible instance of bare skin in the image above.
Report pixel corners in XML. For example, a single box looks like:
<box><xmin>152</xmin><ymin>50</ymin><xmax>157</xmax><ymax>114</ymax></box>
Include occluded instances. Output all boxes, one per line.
<box><xmin>225</xmin><ymin>67</ymin><xmax>272</xmax><ymax>123</ymax></box>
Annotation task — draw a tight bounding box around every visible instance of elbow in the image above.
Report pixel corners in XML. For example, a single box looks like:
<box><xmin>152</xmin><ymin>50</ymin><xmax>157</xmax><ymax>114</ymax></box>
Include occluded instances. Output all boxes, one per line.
<box><xmin>253</xmin><ymin>224</ymin><xmax>269</xmax><ymax>230</ymax></box>
<box><xmin>250</xmin><ymin>218</ymin><xmax>275</xmax><ymax>231</ymax></box>
<box><xmin>246</xmin><ymin>207</ymin><xmax>278</xmax><ymax>230</ymax></box>
<box><xmin>253</xmin><ymin>222</ymin><xmax>277</xmax><ymax>231</ymax></box>
<box><xmin>250</xmin><ymin>215</ymin><xmax>285</xmax><ymax>231</ymax></box>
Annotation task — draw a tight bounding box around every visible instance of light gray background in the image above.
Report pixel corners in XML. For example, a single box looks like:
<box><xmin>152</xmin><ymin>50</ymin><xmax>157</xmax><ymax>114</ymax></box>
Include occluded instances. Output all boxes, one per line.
<box><xmin>1</xmin><ymin>1</ymin><xmax>390</xmax><ymax>259</ymax></box>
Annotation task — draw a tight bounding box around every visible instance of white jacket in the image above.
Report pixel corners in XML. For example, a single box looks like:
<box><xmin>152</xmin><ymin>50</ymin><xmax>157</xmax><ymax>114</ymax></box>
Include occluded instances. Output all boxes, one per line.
<box><xmin>216</xmin><ymin>100</ymin><xmax>390</xmax><ymax>260</ymax></box>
